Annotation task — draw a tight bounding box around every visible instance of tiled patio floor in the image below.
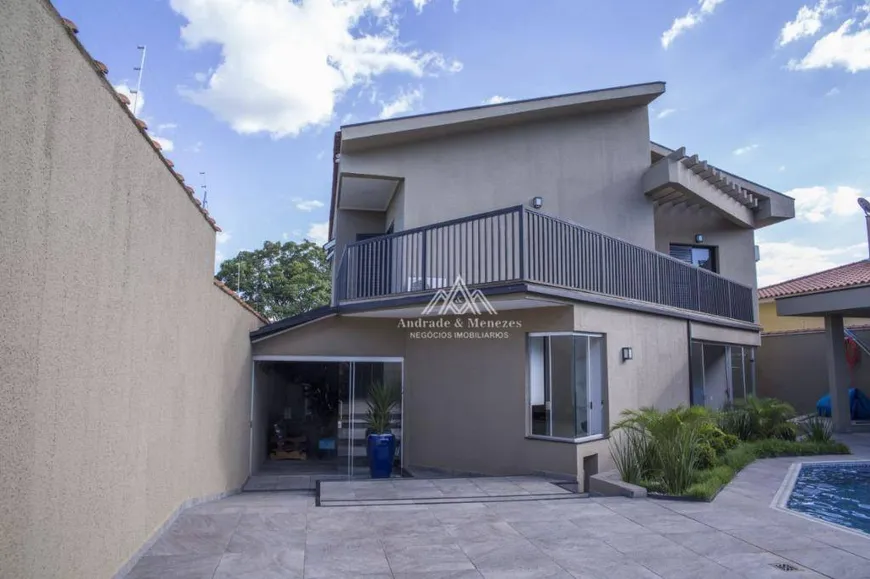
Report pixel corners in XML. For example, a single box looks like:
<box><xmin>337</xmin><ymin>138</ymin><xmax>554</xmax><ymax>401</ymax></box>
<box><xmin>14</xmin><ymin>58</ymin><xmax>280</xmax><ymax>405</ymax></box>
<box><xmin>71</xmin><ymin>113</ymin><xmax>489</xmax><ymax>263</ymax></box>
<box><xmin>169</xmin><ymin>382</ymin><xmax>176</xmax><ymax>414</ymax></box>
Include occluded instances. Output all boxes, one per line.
<box><xmin>126</xmin><ymin>434</ymin><xmax>870</xmax><ymax>579</ymax></box>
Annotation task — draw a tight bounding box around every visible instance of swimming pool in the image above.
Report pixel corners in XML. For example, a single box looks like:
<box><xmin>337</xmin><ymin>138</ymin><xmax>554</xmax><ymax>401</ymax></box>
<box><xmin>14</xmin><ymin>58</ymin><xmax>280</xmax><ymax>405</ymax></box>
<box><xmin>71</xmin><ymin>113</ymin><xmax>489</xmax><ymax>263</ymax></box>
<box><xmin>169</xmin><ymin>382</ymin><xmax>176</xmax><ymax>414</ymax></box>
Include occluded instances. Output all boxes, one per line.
<box><xmin>785</xmin><ymin>461</ymin><xmax>870</xmax><ymax>535</ymax></box>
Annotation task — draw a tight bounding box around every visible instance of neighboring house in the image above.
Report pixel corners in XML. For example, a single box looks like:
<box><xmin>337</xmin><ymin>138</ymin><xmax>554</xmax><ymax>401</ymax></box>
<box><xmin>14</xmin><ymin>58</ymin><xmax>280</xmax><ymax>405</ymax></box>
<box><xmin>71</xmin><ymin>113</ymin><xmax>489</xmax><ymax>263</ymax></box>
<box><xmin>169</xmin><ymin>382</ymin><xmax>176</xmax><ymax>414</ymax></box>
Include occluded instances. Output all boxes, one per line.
<box><xmin>249</xmin><ymin>82</ymin><xmax>796</xmax><ymax>486</ymax></box>
<box><xmin>757</xmin><ymin>260</ymin><xmax>870</xmax><ymax>415</ymax></box>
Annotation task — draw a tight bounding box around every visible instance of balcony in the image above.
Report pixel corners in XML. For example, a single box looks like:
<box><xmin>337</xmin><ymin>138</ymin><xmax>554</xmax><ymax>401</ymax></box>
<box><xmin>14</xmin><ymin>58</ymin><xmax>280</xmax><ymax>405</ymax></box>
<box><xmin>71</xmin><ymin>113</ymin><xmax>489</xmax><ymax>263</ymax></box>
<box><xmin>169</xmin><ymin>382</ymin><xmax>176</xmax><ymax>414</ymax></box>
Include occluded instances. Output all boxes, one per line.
<box><xmin>335</xmin><ymin>206</ymin><xmax>755</xmax><ymax>323</ymax></box>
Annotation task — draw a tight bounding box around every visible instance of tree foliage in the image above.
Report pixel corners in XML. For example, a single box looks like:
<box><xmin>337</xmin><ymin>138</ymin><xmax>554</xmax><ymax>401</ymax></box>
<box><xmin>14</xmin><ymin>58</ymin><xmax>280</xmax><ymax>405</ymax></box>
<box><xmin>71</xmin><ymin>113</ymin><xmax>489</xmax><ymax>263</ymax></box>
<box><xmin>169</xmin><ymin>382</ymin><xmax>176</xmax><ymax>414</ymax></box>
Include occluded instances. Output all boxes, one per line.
<box><xmin>216</xmin><ymin>240</ymin><xmax>331</xmax><ymax>321</ymax></box>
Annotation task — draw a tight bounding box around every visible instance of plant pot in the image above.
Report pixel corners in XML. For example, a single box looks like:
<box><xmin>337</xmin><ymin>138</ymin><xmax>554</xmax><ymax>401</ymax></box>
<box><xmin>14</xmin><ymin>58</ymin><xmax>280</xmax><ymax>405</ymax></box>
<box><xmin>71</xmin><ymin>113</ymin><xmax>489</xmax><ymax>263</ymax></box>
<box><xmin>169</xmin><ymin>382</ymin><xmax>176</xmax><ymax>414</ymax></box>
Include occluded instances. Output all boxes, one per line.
<box><xmin>367</xmin><ymin>433</ymin><xmax>395</xmax><ymax>479</ymax></box>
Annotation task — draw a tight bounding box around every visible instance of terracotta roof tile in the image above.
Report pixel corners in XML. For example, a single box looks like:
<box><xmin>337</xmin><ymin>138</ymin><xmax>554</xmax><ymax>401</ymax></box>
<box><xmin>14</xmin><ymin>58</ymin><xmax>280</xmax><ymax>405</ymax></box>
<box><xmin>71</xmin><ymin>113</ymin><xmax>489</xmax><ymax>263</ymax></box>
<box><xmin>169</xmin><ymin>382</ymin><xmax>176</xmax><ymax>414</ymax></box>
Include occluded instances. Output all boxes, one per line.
<box><xmin>150</xmin><ymin>138</ymin><xmax>162</xmax><ymax>151</ymax></box>
<box><xmin>213</xmin><ymin>279</ymin><xmax>268</xmax><ymax>323</ymax></box>
<box><xmin>759</xmin><ymin>260</ymin><xmax>870</xmax><ymax>299</ymax></box>
<box><xmin>174</xmin><ymin>172</ymin><xmax>184</xmax><ymax>182</ymax></box>
<box><xmin>61</xmin><ymin>17</ymin><xmax>78</xmax><ymax>34</ymax></box>
<box><xmin>50</xmin><ymin>4</ymin><xmax>224</xmax><ymax>237</ymax></box>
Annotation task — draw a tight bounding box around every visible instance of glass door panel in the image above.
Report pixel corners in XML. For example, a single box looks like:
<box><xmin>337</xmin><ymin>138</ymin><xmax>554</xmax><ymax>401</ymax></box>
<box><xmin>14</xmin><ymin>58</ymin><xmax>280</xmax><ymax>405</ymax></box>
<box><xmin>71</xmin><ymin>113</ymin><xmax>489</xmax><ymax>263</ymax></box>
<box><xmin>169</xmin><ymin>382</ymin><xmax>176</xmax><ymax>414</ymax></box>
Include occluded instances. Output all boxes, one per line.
<box><xmin>348</xmin><ymin>361</ymin><xmax>403</xmax><ymax>477</ymax></box>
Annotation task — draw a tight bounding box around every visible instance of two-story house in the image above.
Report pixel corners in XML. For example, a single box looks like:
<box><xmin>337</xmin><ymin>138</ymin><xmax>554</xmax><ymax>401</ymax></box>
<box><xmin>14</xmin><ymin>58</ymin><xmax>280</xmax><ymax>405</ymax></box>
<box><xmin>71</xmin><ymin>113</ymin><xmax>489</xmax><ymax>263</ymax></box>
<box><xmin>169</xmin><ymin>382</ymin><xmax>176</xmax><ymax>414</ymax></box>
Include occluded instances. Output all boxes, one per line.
<box><xmin>248</xmin><ymin>82</ymin><xmax>795</xmax><ymax>487</ymax></box>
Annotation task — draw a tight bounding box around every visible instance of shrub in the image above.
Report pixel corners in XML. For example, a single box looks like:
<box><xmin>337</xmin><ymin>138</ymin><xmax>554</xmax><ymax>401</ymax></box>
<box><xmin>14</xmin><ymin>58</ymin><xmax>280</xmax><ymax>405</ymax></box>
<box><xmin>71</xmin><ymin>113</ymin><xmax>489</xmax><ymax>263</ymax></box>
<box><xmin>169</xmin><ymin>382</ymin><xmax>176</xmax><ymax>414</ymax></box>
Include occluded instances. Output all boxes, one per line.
<box><xmin>750</xmin><ymin>439</ymin><xmax>849</xmax><ymax>458</ymax></box>
<box><xmin>610</xmin><ymin>428</ymin><xmax>648</xmax><ymax>485</ymax></box>
<box><xmin>695</xmin><ymin>422</ymin><xmax>740</xmax><ymax>469</ymax></box>
<box><xmin>655</xmin><ymin>423</ymin><xmax>701</xmax><ymax>494</ymax></box>
<box><xmin>719</xmin><ymin>396</ymin><xmax>797</xmax><ymax>441</ymax></box>
<box><xmin>800</xmin><ymin>415</ymin><xmax>834</xmax><ymax>443</ymax></box>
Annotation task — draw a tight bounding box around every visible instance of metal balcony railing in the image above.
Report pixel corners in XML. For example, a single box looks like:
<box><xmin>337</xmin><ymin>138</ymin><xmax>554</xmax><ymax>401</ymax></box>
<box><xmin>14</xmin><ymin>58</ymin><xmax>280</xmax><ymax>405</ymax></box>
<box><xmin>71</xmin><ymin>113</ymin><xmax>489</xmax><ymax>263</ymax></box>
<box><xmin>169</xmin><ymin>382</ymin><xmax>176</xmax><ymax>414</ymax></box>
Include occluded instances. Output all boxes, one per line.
<box><xmin>335</xmin><ymin>205</ymin><xmax>755</xmax><ymax>323</ymax></box>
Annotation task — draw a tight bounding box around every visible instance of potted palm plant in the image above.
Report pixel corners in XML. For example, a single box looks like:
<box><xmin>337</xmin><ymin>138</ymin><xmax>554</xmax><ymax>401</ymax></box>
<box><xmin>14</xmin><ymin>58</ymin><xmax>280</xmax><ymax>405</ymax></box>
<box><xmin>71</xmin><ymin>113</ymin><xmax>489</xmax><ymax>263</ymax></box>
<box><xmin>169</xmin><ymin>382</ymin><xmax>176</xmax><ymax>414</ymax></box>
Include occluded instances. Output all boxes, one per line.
<box><xmin>364</xmin><ymin>380</ymin><xmax>399</xmax><ymax>478</ymax></box>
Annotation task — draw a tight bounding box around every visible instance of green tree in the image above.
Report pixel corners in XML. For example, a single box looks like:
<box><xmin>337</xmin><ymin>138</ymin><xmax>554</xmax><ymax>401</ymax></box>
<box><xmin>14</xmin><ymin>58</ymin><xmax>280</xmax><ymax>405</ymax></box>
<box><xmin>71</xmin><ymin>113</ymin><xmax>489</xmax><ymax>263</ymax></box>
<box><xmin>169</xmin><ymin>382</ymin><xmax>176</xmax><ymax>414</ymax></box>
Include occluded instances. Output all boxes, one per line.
<box><xmin>216</xmin><ymin>240</ymin><xmax>331</xmax><ymax>321</ymax></box>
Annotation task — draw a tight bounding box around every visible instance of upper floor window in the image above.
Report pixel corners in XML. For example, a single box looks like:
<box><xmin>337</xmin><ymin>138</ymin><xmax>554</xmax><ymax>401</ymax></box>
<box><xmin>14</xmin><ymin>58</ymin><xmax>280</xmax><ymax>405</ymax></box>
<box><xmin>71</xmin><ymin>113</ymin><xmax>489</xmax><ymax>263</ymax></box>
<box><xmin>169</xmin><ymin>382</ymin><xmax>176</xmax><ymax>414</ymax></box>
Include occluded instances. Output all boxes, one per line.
<box><xmin>670</xmin><ymin>244</ymin><xmax>717</xmax><ymax>273</ymax></box>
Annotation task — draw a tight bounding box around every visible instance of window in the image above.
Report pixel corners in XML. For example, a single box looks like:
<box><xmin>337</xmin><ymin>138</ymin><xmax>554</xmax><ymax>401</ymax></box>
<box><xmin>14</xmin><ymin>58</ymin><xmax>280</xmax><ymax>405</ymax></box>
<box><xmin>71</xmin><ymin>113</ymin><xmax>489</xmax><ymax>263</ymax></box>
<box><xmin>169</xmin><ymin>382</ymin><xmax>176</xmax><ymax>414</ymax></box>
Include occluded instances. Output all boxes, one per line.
<box><xmin>669</xmin><ymin>244</ymin><xmax>717</xmax><ymax>273</ymax></box>
<box><xmin>690</xmin><ymin>341</ymin><xmax>756</xmax><ymax>409</ymax></box>
<box><xmin>528</xmin><ymin>333</ymin><xmax>606</xmax><ymax>440</ymax></box>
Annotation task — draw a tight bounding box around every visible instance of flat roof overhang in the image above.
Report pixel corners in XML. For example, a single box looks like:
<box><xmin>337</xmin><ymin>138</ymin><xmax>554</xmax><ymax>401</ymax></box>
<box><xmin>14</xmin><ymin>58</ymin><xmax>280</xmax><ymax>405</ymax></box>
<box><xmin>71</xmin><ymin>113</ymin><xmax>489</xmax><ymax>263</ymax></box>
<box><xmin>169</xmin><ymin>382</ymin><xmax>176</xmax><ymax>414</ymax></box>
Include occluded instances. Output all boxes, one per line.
<box><xmin>340</xmin><ymin>82</ymin><xmax>665</xmax><ymax>153</ymax></box>
<box><xmin>775</xmin><ymin>285</ymin><xmax>870</xmax><ymax>318</ymax></box>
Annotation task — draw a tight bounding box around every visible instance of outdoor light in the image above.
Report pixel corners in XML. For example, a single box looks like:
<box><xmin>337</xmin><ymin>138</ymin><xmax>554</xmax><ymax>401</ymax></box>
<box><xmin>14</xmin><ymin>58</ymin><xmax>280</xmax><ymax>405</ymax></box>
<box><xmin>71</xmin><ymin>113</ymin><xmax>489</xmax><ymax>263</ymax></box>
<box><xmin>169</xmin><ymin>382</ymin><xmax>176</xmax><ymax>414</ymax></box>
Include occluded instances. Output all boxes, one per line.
<box><xmin>694</xmin><ymin>234</ymin><xmax>704</xmax><ymax>243</ymax></box>
<box><xmin>531</xmin><ymin>196</ymin><xmax>543</xmax><ymax>209</ymax></box>
<box><xmin>621</xmin><ymin>347</ymin><xmax>633</xmax><ymax>362</ymax></box>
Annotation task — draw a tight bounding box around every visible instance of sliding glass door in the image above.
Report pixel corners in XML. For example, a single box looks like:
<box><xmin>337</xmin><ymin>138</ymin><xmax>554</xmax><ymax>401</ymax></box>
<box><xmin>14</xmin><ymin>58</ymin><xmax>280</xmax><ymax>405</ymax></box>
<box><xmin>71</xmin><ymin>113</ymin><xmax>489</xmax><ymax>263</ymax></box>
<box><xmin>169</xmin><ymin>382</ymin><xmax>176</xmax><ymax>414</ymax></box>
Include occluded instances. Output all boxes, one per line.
<box><xmin>337</xmin><ymin>360</ymin><xmax>403</xmax><ymax>477</ymax></box>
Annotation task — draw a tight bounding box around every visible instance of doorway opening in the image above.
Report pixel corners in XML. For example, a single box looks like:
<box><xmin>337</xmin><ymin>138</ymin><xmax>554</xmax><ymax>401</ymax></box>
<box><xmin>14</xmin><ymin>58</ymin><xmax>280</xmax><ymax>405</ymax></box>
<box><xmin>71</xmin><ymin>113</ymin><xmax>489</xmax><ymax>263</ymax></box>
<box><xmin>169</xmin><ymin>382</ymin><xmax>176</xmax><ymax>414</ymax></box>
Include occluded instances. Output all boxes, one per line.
<box><xmin>250</xmin><ymin>358</ymin><xmax>403</xmax><ymax>488</ymax></box>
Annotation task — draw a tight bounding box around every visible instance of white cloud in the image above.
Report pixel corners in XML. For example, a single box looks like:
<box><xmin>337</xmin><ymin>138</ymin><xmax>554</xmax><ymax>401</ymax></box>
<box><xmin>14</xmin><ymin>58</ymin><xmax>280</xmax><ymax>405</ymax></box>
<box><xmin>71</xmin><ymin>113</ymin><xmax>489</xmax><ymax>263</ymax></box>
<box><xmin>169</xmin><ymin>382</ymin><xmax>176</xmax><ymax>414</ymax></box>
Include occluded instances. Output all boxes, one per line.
<box><xmin>189</xmin><ymin>141</ymin><xmax>203</xmax><ymax>153</ymax></box>
<box><xmin>826</xmin><ymin>86</ymin><xmax>841</xmax><ymax>96</ymax></box>
<box><xmin>169</xmin><ymin>0</ymin><xmax>460</xmax><ymax>138</ymax></box>
<box><xmin>453</xmin><ymin>0</ymin><xmax>460</xmax><ymax>12</ymax></box>
<box><xmin>216</xmin><ymin>231</ymin><xmax>231</xmax><ymax>244</ymax></box>
<box><xmin>157</xmin><ymin>122</ymin><xmax>178</xmax><ymax>131</ymax></box>
<box><xmin>779</xmin><ymin>165</ymin><xmax>787</xmax><ymax>172</ymax></box>
<box><xmin>293</xmin><ymin>198</ymin><xmax>325</xmax><ymax>212</ymax></box>
<box><xmin>151</xmin><ymin>135</ymin><xmax>175</xmax><ymax>152</ymax></box>
<box><xmin>732</xmin><ymin>143</ymin><xmax>759</xmax><ymax>156</ymax></box>
<box><xmin>789</xmin><ymin>185</ymin><xmax>864</xmax><ymax>222</ymax></box>
<box><xmin>757</xmin><ymin>240</ymin><xmax>867</xmax><ymax>287</ymax></box>
<box><xmin>656</xmin><ymin>108</ymin><xmax>677</xmax><ymax>119</ymax></box>
<box><xmin>411</xmin><ymin>0</ymin><xmax>431</xmax><ymax>13</ymax></box>
<box><xmin>306</xmin><ymin>221</ymin><xmax>329</xmax><ymax>245</ymax></box>
<box><xmin>787</xmin><ymin>19</ymin><xmax>870</xmax><ymax>72</ymax></box>
<box><xmin>483</xmin><ymin>95</ymin><xmax>511</xmax><ymax>105</ymax></box>
<box><xmin>114</xmin><ymin>83</ymin><xmax>145</xmax><ymax>116</ymax></box>
<box><xmin>661</xmin><ymin>0</ymin><xmax>726</xmax><ymax>49</ymax></box>
<box><xmin>215</xmin><ymin>249</ymin><xmax>225</xmax><ymax>264</ymax></box>
<box><xmin>861</xmin><ymin>1</ymin><xmax>870</xmax><ymax>26</ymax></box>
<box><xmin>378</xmin><ymin>87</ymin><xmax>423</xmax><ymax>119</ymax></box>
<box><xmin>283</xmin><ymin>230</ymin><xmax>302</xmax><ymax>241</ymax></box>
<box><xmin>778</xmin><ymin>0</ymin><xmax>835</xmax><ymax>46</ymax></box>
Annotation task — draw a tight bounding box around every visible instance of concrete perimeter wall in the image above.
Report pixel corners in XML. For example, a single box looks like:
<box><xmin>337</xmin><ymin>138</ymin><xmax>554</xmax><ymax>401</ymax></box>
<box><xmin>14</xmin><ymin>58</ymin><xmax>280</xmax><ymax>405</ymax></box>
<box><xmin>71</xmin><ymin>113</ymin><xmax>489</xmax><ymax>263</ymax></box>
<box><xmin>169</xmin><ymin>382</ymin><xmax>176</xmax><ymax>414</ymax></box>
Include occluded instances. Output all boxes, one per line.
<box><xmin>758</xmin><ymin>329</ymin><xmax>870</xmax><ymax>414</ymax></box>
<box><xmin>0</xmin><ymin>1</ymin><xmax>262</xmax><ymax>577</ymax></box>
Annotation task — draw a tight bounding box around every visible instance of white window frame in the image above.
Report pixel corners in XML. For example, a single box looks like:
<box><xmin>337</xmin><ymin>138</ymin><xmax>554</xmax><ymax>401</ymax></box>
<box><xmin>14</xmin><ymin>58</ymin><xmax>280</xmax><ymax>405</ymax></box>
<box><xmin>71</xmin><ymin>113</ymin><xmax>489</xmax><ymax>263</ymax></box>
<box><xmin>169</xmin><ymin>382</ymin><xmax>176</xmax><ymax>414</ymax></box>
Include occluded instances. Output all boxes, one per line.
<box><xmin>526</xmin><ymin>332</ymin><xmax>606</xmax><ymax>444</ymax></box>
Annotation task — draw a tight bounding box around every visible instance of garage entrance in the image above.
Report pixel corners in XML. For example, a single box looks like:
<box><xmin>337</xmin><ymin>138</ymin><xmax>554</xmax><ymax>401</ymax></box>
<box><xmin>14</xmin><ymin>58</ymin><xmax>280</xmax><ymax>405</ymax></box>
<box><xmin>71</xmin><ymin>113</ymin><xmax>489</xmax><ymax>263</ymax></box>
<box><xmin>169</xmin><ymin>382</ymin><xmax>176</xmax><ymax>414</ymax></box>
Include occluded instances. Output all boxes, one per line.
<box><xmin>249</xmin><ymin>357</ymin><xmax>403</xmax><ymax>489</ymax></box>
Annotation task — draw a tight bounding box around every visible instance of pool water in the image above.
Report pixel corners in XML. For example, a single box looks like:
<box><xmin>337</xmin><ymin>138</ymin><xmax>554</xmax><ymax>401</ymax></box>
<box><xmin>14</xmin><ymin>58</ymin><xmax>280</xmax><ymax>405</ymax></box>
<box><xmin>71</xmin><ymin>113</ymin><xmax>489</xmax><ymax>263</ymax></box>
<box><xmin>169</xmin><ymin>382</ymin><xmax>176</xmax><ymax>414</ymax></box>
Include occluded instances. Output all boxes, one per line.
<box><xmin>787</xmin><ymin>462</ymin><xmax>870</xmax><ymax>535</ymax></box>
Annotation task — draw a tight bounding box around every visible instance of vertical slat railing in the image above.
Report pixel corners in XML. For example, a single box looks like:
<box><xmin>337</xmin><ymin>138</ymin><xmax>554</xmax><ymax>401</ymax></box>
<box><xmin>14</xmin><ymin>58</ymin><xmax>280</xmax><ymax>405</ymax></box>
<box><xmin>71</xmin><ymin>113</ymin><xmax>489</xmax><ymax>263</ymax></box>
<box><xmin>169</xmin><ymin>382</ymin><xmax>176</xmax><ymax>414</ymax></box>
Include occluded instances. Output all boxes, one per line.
<box><xmin>337</xmin><ymin>205</ymin><xmax>754</xmax><ymax>323</ymax></box>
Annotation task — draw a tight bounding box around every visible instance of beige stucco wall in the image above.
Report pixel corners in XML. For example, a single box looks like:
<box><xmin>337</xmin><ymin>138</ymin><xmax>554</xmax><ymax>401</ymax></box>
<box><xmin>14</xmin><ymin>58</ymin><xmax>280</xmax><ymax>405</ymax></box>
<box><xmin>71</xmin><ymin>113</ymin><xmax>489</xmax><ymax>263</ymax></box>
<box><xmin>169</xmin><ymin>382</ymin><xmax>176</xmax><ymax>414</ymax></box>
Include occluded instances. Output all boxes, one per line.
<box><xmin>654</xmin><ymin>206</ymin><xmax>758</xmax><ymax>291</ymax></box>
<box><xmin>339</xmin><ymin>107</ymin><xmax>655</xmax><ymax>251</ymax></box>
<box><xmin>403</xmin><ymin>307</ymin><xmax>579</xmax><ymax>478</ymax></box>
<box><xmin>252</xmin><ymin>316</ymin><xmax>407</xmax><ymax>358</ymax></box>
<box><xmin>691</xmin><ymin>321</ymin><xmax>762</xmax><ymax>347</ymax></box>
<box><xmin>0</xmin><ymin>1</ymin><xmax>262</xmax><ymax>577</ymax></box>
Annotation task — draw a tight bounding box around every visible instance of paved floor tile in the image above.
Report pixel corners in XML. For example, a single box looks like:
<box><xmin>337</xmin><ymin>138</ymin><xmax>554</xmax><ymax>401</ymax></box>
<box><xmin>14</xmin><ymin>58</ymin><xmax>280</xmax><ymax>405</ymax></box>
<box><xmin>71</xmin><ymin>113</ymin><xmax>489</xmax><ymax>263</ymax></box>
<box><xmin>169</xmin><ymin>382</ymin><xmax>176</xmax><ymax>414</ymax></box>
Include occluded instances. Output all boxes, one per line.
<box><xmin>123</xmin><ymin>442</ymin><xmax>870</xmax><ymax>578</ymax></box>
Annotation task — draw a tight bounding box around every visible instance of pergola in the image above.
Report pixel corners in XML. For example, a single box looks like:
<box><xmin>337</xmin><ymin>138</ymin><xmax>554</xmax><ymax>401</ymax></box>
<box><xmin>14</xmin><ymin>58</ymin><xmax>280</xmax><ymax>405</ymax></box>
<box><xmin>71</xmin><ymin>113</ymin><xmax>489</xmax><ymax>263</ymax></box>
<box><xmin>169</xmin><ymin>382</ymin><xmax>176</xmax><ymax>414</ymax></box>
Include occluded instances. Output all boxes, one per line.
<box><xmin>775</xmin><ymin>280</ymin><xmax>870</xmax><ymax>432</ymax></box>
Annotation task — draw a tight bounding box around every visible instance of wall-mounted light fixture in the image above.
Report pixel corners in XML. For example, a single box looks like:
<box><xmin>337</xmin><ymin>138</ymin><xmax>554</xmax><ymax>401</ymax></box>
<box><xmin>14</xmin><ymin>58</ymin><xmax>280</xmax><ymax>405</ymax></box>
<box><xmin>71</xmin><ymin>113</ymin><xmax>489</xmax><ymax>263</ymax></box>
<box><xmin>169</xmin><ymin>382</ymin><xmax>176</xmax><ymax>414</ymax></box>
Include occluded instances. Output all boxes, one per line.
<box><xmin>531</xmin><ymin>196</ymin><xmax>543</xmax><ymax>209</ymax></box>
<box><xmin>694</xmin><ymin>234</ymin><xmax>704</xmax><ymax>243</ymax></box>
<box><xmin>621</xmin><ymin>347</ymin><xmax>633</xmax><ymax>362</ymax></box>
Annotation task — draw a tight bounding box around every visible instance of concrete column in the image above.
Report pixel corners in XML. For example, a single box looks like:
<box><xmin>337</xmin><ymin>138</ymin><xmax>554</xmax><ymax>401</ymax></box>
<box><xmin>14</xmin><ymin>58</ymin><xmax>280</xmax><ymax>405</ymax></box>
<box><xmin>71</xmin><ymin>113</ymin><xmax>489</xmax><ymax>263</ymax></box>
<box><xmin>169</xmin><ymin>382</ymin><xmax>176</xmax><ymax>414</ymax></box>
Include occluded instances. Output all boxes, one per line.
<box><xmin>824</xmin><ymin>315</ymin><xmax>851</xmax><ymax>433</ymax></box>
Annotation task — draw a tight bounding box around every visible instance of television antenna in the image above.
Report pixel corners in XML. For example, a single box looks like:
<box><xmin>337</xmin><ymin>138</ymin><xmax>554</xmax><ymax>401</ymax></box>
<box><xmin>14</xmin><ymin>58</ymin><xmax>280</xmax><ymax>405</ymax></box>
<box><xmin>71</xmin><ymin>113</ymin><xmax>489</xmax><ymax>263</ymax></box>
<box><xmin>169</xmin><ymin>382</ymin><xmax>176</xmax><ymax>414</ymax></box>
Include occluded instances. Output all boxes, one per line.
<box><xmin>200</xmin><ymin>171</ymin><xmax>208</xmax><ymax>210</ymax></box>
<box><xmin>130</xmin><ymin>46</ymin><xmax>147</xmax><ymax>115</ymax></box>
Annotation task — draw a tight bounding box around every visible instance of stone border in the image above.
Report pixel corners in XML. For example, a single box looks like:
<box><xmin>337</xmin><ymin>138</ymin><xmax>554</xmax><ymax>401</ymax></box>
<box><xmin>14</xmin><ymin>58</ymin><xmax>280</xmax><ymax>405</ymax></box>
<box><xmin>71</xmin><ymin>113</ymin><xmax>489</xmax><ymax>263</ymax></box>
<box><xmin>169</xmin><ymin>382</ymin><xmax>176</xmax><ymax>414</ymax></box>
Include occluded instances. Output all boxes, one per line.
<box><xmin>770</xmin><ymin>459</ymin><xmax>870</xmax><ymax>539</ymax></box>
<box><xmin>112</xmin><ymin>486</ymin><xmax>242</xmax><ymax>579</ymax></box>
<box><xmin>588</xmin><ymin>470</ymin><xmax>647</xmax><ymax>498</ymax></box>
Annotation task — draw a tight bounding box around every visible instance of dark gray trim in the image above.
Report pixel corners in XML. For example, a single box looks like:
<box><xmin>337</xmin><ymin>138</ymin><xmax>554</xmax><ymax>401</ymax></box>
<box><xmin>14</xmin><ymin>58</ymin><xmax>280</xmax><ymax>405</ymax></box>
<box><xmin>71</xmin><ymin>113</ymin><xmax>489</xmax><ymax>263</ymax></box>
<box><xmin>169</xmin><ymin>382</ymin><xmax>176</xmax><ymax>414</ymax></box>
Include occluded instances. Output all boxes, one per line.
<box><xmin>342</xmin><ymin>82</ymin><xmax>666</xmax><ymax>129</ymax></box>
<box><xmin>523</xmin><ymin>284</ymin><xmax>760</xmax><ymax>332</ymax></box>
<box><xmin>249</xmin><ymin>306</ymin><xmax>338</xmax><ymax>341</ymax></box>
<box><xmin>776</xmin><ymin>284</ymin><xmax>870</xmax><ymax>317</ymax></box>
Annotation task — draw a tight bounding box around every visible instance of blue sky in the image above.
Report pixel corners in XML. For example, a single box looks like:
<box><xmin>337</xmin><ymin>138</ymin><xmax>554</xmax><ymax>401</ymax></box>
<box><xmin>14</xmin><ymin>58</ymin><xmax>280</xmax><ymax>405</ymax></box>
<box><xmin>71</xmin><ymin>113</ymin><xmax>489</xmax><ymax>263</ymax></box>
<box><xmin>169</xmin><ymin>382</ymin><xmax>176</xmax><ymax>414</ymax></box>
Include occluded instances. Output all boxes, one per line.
<box><xmin>55</xmin><ymin>0</ymin><xmax>870</xmax><ymax>286</ymax></box>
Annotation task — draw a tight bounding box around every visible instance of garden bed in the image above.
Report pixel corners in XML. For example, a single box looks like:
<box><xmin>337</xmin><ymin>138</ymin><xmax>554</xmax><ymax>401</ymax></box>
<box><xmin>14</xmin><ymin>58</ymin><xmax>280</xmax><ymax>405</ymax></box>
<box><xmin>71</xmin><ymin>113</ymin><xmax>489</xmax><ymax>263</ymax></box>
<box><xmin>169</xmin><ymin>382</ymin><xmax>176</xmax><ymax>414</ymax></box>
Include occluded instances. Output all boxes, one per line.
<box><xmin>610</xmin><ymin>397</ymin><xmax>850</xmax><ymax>502</ymax></box>
<box><xmin>647</xmin><ymin>440</ymin><xmax>850</xmax><ymax>502</ymax></box>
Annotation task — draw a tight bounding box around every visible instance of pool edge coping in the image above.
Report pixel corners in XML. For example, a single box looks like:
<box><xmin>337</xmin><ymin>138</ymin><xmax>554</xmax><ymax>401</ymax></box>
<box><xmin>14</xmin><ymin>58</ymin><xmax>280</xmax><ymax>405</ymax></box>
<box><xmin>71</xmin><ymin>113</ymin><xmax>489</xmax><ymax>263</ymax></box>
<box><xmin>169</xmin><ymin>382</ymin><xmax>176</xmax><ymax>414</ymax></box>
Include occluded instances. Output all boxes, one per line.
<box><xmin>770</xmin><ymin>458</ymin><xmax>870</xmax><ymax>540</ymax></box>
